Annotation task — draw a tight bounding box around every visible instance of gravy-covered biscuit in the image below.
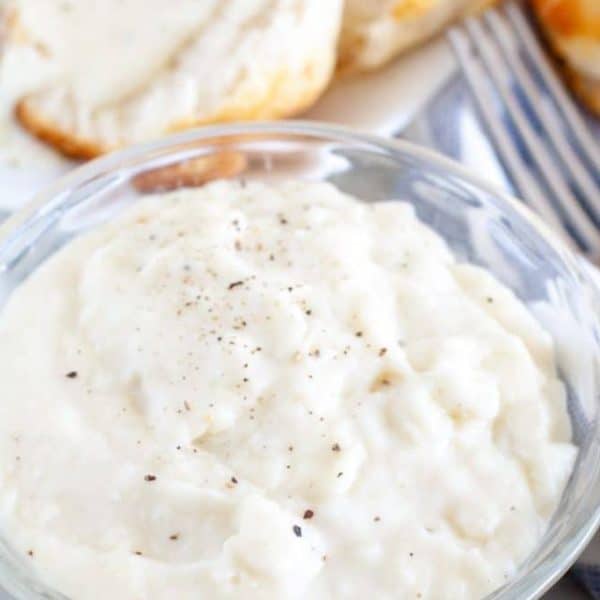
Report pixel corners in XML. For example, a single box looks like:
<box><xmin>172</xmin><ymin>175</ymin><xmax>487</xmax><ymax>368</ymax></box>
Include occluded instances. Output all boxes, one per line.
<box><xmin>3</xmin><ymin>0</ymin><xmax>343</xmax><ymax>158</ymax></box>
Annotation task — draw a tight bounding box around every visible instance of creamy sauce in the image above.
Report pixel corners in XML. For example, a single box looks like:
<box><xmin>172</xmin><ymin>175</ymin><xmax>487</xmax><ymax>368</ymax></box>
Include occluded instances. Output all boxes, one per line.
<box><xmin>4</xmin><ymin>0</ymin><xmax>217</xmax><ymax>106</ymax></box>
<box><xmin>0</xmin><ymin>180</ymin><xmax>576</xmax><ymax>599</ymax></box>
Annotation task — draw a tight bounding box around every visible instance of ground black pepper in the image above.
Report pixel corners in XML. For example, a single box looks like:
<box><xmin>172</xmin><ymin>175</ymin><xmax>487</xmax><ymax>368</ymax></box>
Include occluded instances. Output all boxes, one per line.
<box><xmin>293</xmin><ymin>525</ymin><xmax>302</xmax><ymax>537</ymax></box>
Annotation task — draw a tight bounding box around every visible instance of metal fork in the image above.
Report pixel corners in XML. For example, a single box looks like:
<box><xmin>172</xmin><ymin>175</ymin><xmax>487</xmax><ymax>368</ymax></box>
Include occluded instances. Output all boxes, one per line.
<box><xmin>446</xmin><ymin>0</ymin><xmax>600</xmax><ymax>259</ymax></box>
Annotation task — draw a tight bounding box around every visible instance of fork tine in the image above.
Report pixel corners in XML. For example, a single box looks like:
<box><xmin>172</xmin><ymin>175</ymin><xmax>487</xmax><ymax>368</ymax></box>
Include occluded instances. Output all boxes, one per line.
<box><xmin>448</xmin><ymin>27</ymin><xmax>573</xmax><ymax>243</ymax></box>
<box><xmin>485</xmin><ymin>9</ymin><xmax>600</xmax><ymax>221</ymax></box>
<box><xmin>505</xmin><ymin>1</ymin><xmax>600</xmax><ymax>174</ymax></box>
<box><xmin>462</xmin><ymin>16</ymin><xmax>598</xmax><ymax>252</ymax></box>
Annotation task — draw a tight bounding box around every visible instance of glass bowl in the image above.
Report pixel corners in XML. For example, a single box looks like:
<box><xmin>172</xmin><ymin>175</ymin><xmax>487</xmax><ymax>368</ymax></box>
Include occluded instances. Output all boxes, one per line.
<box><xmin>1</xmin><ymin>122</ymin><xmax>599</xmax><ymax>600</ymax></box>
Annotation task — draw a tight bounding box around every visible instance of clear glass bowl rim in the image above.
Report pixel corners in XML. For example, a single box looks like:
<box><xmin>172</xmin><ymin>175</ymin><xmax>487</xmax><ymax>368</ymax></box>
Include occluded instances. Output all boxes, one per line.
<box><xmin>1</xmin><ymin>120</ymin><xmax>599</xmax><ymax>600</ymax></box>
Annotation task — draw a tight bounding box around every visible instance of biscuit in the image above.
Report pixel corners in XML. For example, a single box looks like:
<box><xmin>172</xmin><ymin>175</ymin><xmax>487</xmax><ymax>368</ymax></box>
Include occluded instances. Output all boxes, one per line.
<box><xmin>337</xmin><ymin>0</ymin><xmax>494</xmax><ymax>73</ymax></box>
<box><xmin>132</xmin><ymin>151</ymin><xmax>248</xmax><ymax>193</ymax></box>
<box><xmin>4</xmin><ymin>0</ymin><xmax>343</xmax><ymax>158</ymax></box>
<box><xmin>531</xmin><ymin>0</ymin><xmax>600</xmax><ymax>116</ymax></box>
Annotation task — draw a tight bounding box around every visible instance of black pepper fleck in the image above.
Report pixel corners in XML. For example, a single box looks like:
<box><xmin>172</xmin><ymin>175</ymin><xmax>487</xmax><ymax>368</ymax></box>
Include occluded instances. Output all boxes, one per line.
<box><xmin>303</xmin><ymin>510</ymin><xmax>314</xmax><ymax>520</ymax></box>
<box><xmin>144</xmin><ymin>474</ymin><xmax>157</xmax><ymax>482</ymax></box>
<box><xmin>231</xmin><ymin>477</ymin><xmax>238</xmax><ymax>484</ymax></box>
<box><xmin>228</xmin><ymin>281</ymin><xmax>244</xmax><ymax>290</ymax></box>
<box><xmin>331</xmin><ymin>443</ymin><xmax>341</xmax><ymax>452</ymax></box>
<box><xmin>65</xmin><ymin>371</ymin><xmax>78</xmax><ymax>379</ymax></box>
<box><xmin>292</xmin><ymin>525</ymin><xmax>302</xmax><ymax>537</ymax></box>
